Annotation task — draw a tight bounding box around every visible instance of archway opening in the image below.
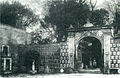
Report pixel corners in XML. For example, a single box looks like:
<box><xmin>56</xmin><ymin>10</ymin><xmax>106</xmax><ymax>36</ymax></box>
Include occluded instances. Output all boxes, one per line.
<box><xmin>75</xmin><ymin>36</ymin><xmax>103</xmax><ymax>71</ymax></box>
<box><xmin>24</xmin><ymin>50</ymin><xmax>40</xmax><ymax>73</ymax></box>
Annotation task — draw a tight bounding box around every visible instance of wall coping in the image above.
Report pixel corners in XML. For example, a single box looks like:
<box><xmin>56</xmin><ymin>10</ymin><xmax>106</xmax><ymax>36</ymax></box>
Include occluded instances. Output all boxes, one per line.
<box><xmin>67</xmin><ymin>26</ymin><xmax>112</xmax><ymax>32</ymax></box>
<box><xmin>0</xmin><ymin>23</ymin><xmax>30</xmax><ymax>34</ymax></box>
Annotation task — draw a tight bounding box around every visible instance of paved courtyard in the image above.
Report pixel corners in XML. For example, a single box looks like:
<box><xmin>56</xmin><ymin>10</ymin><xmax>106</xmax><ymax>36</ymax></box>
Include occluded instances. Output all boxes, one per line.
<box><xmin>1</xmin><ymin>74</ymin><xmax>120</xmax><ymax>78</ymax></box>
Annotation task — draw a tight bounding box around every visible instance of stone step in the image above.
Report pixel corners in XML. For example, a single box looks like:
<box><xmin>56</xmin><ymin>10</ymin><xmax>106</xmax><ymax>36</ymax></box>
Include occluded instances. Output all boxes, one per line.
<box><xmin>78</xmin><ymin>68</ymin><xmax>101</xmax><ymax>74</ymax></box>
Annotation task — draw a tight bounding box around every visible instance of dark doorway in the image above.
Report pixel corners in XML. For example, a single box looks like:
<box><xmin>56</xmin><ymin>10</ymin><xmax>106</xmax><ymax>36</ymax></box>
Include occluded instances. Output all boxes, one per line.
<box><xmin>24</xmin><ymin>50</ymin><xmax>40</xmax><ymax>73</ymax></box>
<box><xmin>75</xmin><ymin>37</ymin><xmax>103</xmax><ymax>72</ymax></box>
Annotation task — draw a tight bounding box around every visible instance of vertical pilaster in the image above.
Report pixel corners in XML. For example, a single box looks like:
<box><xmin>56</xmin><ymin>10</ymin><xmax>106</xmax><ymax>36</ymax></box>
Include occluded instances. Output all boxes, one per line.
<box><xmin>4</xmin><ymin>58</ymin><xmax>6</xmax><ymax>71</ymax></box>
<box><xmin>67</xmin><ymin>32</ymin><xmax>75</xmax><ymax>68</ymax></box>
<box><xmin>104</xmin><ymin>35</ymin><xmax>111</xmax><ymax>73</ymax></box>
<box><xmin>10</xmin><ymin>59</ymin><xmax>12</xmax><ymax>70</ymax></box>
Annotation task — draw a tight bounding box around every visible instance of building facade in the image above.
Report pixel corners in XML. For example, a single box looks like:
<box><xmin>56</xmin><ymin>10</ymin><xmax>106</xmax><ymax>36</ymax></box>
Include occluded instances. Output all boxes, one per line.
<box><xmin>0</xmin><ymin>24</ymin><xmax>31</xmax><ymax>74</ymax></box>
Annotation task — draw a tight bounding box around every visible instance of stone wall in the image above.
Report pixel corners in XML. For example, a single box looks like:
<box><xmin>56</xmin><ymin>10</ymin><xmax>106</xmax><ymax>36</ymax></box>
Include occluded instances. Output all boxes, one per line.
<box><xmin>0</xmin><ymin>24</ymin><xmax>31</xmax><ymax>74</ymax></box>
<box><xmin>60</xmin><ymin>43</ymin><xmax>69</xmax><ymax>69</ymax></box>
<box><xmin>17</xmin><ymin>44</ymin><xmax>60</xmax><ymax>73</ymax></box>
<box><xmin>0</xmin><ymin>24</ymin><xmax>31</xmax><ymax>46</ymax></box>
<box><xmin>16</xmin><ymin>43</ymin><xmax>70</xmax><ymax>73</ymax></box>
<box><xmin>110</xmin><ymin>38</ymin><xmax>120</xmax><ymax>69</ymax></box>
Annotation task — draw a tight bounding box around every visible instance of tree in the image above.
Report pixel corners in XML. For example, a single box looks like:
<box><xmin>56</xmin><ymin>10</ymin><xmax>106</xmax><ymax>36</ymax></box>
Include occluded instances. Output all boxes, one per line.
<box><xmin>89</xmin><ymin>0</ymin><xmax>109</xmax><ymax>26</ymax></box>
<box><xmin>0</xmin><ymin>1</ymin><xmax>39</xmax><ymax>29</ymax></box>
<box><xmin>43</xmin><ymin>0</ymin><xmax>109</xmax><ymax>42</ymax></box>
<box><xmin>114</xmin><ymin>2</ymin><xmax>120</xmax><ymax>34</ymax></box>
<box><xmin>43</xmin><ymin>0</ymin><xmax>90</xmax><ymax>42</ymax></box>
<box><xmin>90</xmin><ymin>9</ymin><xmax>109</xmax><ymax>26</ymax></box>
<box><xmin>31</xmin><ymin>29</ymin><xmax>53</xmax><ymax>44</ymax></box>
<box><xmin>89</xmin><ymin>0</ymin><xmax>97</xmax><ymax>11</ymax></box>
<box><xmin>104</xmin><ymin>0</ymin><xmax>117</xmax><ymax>20</ymax></box>
<box><xmin>105</xmin><ymin>0</ymin><xmax>120</xmax><ymax>34</ymax></box>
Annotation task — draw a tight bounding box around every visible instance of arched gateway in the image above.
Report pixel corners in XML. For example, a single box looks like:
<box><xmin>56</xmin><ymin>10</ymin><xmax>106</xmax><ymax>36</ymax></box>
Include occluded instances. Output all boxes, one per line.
<box><xmin>75</xmin><ymin>37</ymin><xmax>103</xmax><ymax>70</ymax></box>
<box><xmin>66</xmin><ymin>26</ymin><xmax>113</xmax><ymax>73</ymax></box>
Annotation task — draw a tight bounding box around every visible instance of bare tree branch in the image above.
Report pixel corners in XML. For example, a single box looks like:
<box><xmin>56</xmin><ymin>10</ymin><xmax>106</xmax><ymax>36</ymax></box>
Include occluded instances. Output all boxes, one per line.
<box><xmin>89</xmin><ymin>0</ymin><xmax>97</xmax><ymax>11</ymax></box>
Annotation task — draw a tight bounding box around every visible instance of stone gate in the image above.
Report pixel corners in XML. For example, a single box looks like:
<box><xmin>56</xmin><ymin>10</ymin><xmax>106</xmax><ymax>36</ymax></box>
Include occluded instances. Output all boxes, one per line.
<box><xmin>66</xmin><ymin>26</ymin><xmax>114</xmax><ymax>73</ymax></box>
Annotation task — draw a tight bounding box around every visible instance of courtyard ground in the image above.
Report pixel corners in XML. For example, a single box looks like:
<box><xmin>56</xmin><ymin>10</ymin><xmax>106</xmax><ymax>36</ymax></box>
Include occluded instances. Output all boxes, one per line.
<box><xmin>1</xmin><ymin>73</ymin><xmax>120</xmax><ymax>78</ymax></box>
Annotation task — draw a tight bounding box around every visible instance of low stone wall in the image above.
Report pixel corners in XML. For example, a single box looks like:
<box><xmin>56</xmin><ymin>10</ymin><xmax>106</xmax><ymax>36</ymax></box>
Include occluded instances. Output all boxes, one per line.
<box><xmin>0</xmin><ymin>42</ymin><xmax>70</xmax><ymax>74</ymax></box>
<box><xmin>16</xmin><ymin>44</ymin><xmax>64</xmax><ymax>73</ymax></box>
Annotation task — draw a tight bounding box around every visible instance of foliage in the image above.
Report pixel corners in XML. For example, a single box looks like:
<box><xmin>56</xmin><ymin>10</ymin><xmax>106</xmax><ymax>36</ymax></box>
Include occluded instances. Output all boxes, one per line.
<box><xmin>105</xmin><ymin>0</ymin><xmax>120</xmax><ymax>34</ymax></box>
<box><xmin>0</xmin><ymin>1</ymin><xmax>39</xmax><ymax>29</ymax></box>
<box><xmin>90</xmin><ymin>9</ymin><xmax>109</xmax><ymax>26</ymax></box>
<box><xmin>115</xmin><ymin>11</ymin><xmax>120</xmax><ymax>28</ymax></box>
<box><xmin>43</xmin><ymin>0</ymin><xmax>109</xmax><ymax>42</ymax></box>
<box><xmin>44</xmin><ymin>0</ymin><xmax>90</xmax><ymax>42</ymax></box>
<box><xmin>114</xmin><ymin>10</ymin><xmax>120</xmax><ymax>34</ymax></box>
<box><xmin>31</xmin><ymin>31</ymin><xmax>51</xmax><ymax>44</ymax></box>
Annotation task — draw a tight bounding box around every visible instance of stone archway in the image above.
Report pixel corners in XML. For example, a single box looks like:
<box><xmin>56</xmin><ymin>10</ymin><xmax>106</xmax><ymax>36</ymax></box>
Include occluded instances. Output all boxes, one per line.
<box><xmin>66</xmin><ymin>27</ymin><xmax>112</xmax><ymax>73</ymax></box>
<box><xmin>74</xmin><ymin>36</ymin><xmax>104</xmax><ymax>72</ymax></box>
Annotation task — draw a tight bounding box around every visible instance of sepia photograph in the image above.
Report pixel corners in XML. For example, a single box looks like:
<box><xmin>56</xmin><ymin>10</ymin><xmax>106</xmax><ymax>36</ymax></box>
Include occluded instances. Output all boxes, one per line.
<box><xmin>0</xmin><ymin>0</ymin><xmax>120</xmax><ymax>78</ymax></box>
